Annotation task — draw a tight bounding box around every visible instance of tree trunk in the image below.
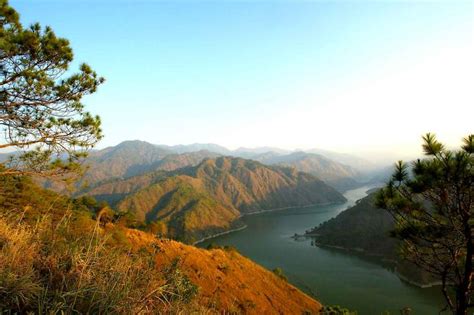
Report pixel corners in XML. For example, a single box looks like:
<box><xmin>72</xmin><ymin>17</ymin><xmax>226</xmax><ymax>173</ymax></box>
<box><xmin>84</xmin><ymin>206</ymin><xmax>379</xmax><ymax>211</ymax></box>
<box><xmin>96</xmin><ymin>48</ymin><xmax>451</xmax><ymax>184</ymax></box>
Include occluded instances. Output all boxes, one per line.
<box><xmin>456</xmin><ymin>224</ymin><xmax>473</xmax><ymax>315</ymax></box>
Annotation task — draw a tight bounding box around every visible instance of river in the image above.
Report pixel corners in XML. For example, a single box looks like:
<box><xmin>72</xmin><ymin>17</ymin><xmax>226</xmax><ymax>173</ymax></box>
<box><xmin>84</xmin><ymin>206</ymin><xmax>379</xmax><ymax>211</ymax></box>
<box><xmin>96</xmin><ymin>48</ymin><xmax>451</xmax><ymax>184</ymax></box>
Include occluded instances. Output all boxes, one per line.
<box><xmin>198</xmin><ymin>186</ymin><xmax>445</xmax><ymax>314</ymax></box>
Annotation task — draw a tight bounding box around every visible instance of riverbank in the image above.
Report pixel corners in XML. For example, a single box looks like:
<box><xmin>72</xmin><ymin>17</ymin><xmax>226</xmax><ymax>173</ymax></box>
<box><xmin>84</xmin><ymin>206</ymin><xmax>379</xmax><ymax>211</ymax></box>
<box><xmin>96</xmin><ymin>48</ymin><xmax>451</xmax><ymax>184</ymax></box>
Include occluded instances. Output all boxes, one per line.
<box><xmin>191</xmin><ymin>185</ymin><xmax>444</xmax><ymax>314</ymax></box>
<box><xmin>242</xmin><ymin>200</ymin><xmax>346</xmax><ymax>217</ymax></box>
<box><xmin>193</xmin><ymin>224</ymin><xmax>248</xmax><ymax>245</ymax></box>
<box><xmin>394</xmin><ymin>268</ymin><xmax>442</xmax><ymax>288</ymax></box>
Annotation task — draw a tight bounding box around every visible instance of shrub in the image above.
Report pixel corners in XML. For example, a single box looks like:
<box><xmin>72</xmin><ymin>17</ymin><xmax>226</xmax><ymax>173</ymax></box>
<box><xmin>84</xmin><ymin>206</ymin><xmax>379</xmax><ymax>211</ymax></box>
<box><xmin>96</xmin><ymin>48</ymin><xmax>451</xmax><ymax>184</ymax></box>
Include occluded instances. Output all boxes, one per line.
<box><xmin>320</xmin><ymin>305</ymin><xmax>358</xmax><ymax>315</ymax></box>
<box><xmin>162</xmin><ymin>258</ymin><xmax>199</xmax><ymax>304</ymax></box>
<box><xmin>272</xmin><ymin>267</ymin><xmax>288</xmax><ymax>281</ymax></box>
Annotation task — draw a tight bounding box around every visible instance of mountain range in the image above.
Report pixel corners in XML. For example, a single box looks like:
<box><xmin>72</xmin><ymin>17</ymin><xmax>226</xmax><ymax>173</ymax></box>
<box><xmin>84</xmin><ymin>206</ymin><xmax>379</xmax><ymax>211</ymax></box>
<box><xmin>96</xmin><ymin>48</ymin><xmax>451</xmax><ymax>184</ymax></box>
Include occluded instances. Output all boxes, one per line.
<box><xmin>1</xmin><ymin>140</ymin><xmax>390</xmax><ymax>243</ymax></box>
<box><xmin>252</xmin><ymin>151</ymin><xmax>361</xmax><ymax>191</ymax></box>
<box><xmin>83</xmin><ymin>156</ymin><xmax>346</xmax><ymax>243</ymax></box>
<box><xmin>78</xmin><ymin>140</ymin><xmax>377</xmax><ymax>191</ymax></box>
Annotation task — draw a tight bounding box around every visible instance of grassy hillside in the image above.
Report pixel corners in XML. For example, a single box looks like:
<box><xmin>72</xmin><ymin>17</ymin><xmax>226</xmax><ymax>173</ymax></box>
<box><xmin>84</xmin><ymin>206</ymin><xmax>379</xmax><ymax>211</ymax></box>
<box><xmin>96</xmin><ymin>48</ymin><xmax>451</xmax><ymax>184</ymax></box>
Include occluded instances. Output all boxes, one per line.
<box><xmin>117</xmin><ymin>175</ymin><xmax>242</xmax><ymax>243</ymax></box>
<box><xmin>0</xmin><ymin>174</ymin><xmax>321</xmax><ymax>314</ymax></box>
<box><xmin>152</xmin><ymin>238</ymin><xmax>321</xmax><ymax>314</ymax></box>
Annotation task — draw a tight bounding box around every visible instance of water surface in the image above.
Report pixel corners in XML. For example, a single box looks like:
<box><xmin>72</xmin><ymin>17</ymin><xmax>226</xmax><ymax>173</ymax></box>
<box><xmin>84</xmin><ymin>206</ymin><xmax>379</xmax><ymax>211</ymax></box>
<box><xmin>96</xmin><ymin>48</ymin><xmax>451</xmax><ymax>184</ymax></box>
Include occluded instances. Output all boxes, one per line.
<box><xmin>199</xmin><ymin>186</ymin><xmax>444</xmax><ymax>314</ymax></box>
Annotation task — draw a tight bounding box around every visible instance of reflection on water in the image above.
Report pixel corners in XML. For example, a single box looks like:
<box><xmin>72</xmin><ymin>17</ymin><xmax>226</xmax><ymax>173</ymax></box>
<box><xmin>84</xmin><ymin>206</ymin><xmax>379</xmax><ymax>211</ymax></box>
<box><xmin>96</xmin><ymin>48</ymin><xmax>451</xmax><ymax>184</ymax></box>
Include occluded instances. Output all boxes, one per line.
<box><xmin>198</xmin><ymin>186</ymin><xmax>444</xmax><ymax>314</ymax></box>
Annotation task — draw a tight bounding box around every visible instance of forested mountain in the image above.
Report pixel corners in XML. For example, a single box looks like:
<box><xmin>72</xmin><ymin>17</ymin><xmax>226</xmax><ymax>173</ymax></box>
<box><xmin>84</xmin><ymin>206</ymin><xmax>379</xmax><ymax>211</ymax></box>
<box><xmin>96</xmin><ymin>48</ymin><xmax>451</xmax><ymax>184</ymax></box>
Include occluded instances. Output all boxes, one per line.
<box><xmin>4</xmin><ymin>140</ymin><xmax>374</xmax><ymax>193</ymax></box>
<box><xmin>73</xmin><ymin>141</ymin><xmax>219</xmax><ymax>188</ymax></box>
<box><xmin>154</xmin><ymin>150</ymin><xmax>221</xmax><ymax>171</ymax></box>
<box><xmin>60</xmin><ymin>140</ymin><xmax>365</xmax><ymax>195</ymax></box>
<box><xmin>307</xmin><ymin>192</ymin><xmax>436</xmax><ymax>286</ymax></box>
<box><xmin>84</xmin><ymin>156</ymin><xmax>346</xmax><ymax>242</ymax></box>
<box><xmin>84</xmin><ymin>140</ymin><xmax>172</xmax><ymax>183</ymax></box>
<box><xmin>308</xmin><ymin>192</ymin><xmax>396</xmax><ymax>258</ymax></box>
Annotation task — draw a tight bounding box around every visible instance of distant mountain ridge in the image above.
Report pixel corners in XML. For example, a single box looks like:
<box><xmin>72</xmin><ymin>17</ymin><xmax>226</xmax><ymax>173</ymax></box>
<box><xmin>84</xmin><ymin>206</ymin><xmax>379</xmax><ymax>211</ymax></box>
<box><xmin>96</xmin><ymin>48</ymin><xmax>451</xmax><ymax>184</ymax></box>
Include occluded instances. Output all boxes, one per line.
<box><xmin>252</xmin><ymin>151</ymin><xmax>361</xmax><ymax>191</ymax></box>
<box><xmin>89</xmin><ymin>141</ymin><xmax>368</xmax><ymax>190</ymax></box>
<box><xmin>76</xmin><ymin>141</ymin><xmax>220</xmax><ymax>187</ymax></box>
<box><xmin>3</xmin><ymin>140</ymin><xmax>383</xmax><ymax>192</ymax></box>
<box><xmin>84</xmin><ymin>156</ymin><xmax>346</xmax><ymax>243</ymax></box>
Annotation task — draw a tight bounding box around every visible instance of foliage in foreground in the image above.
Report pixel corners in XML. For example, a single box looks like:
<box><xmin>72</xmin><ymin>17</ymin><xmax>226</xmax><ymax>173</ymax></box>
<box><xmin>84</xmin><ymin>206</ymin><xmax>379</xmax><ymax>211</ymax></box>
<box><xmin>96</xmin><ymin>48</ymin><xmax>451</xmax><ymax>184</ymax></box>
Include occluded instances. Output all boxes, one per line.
<box><xmin>377</xmin><ymin>133</ymin><xmax>473</xmax><ymax>315</ymax></box>
<box><xmin>0</xmin><ymin>175</ymin><xmax>200</xmax><ymax>314</ymax></box>
<box><xmin>319</xmin><ymin>305</ymin><xmax>358</xmax><ymax>315</ymax></box>
<box><xmin>0</xmin><ymin>0</ymin><xmax>104</xmax><ymax>178</ymax></box>
<box><xmin>272</xmin><ymin>267</ymin><xmax>288</xmax><ymax>282</ymax></box>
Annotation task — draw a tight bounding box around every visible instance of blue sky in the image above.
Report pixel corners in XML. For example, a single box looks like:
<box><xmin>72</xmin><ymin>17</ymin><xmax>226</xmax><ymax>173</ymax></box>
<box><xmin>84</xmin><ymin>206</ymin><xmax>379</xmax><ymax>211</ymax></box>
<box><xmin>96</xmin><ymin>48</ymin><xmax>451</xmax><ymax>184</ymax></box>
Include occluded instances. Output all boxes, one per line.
<box><xmin>11</xmin><ymin>0</ymin><xmax>473</xmax><ymax>160</ymax></box>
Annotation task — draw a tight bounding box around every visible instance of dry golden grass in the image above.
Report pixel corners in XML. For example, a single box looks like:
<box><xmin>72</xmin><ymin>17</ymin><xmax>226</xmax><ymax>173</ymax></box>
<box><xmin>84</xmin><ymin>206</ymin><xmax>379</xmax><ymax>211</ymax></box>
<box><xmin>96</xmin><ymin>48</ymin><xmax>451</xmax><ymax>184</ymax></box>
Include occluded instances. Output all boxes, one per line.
<box><xmin>1</xmin><ymin>211</ymin><xmax>321</xmax><ymax>314</ymax></box>
<box><xmin>125</xmin><ymin>230</ymin><xmax>322</xmax><ymax>314</ymax></box>
<box><xmin>0</xmin><ymin>212</ymin><xmax>203</xmax><ymax>314</ymax></box>
<box><xmin>0</xmin><ymin>174</ymin><xmax>322</xmax><ymax>314</ymax></box>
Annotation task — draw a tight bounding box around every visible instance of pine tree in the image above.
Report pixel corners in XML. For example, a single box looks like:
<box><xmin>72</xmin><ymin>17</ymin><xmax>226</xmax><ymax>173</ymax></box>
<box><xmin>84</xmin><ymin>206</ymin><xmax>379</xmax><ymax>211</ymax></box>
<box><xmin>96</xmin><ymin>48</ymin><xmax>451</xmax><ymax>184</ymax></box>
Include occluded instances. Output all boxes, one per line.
<box><xmin>377</xmin><ymin>133</ymin><xmax>474</xmax><ymax>315</ymax></box>
<box><xmin>0</xmin><ymin>0</ymin><xmax>103</xmax><ymax>177</ymax></box>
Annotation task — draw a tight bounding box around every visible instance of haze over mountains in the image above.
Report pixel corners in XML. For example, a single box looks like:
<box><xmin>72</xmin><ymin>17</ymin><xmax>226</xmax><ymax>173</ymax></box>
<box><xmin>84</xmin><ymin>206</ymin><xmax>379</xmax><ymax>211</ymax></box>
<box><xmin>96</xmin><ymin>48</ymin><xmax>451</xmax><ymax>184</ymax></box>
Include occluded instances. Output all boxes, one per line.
<box><xmin>77</xmin><ymin>140</ymin><xmax>388</xmax><ymax>189</ymax></box>
<box><xmin>2</xmin><ymin>140</ymin><xmax>392</xmax><ymax>243</ymax></box>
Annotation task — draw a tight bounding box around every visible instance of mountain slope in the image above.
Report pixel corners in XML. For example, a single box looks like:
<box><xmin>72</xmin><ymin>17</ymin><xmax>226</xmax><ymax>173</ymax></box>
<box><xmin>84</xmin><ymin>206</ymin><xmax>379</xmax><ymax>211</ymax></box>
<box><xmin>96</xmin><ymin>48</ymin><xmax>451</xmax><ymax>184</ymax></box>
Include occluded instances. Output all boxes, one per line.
<box><xmin>190</xmin><ymin>157</ymin><xmax>345</xmax><ymax>212</ymax></box>
<box><xmin>116</xmin><ymin>175</ymin><xmax>242</xmax><ymax>242</ymax></box>
<box><xmin>79</xmin><ymin>141</ymin><xmax>366</xmax><ymax>194</ymax></box>
<box><xmin>84</xmin><ymin>140</ymin><xmax>171</xmax><ymax>183</ymax></box>
<box><xmin>0</xmin><ymin>173</ymin><xmax>321</xmax><ymax>314</ymax></box>
<box><xmin>255</xmin><ymin>151</ymin><xmax>361</xmax><ymax>191</ymax></box>
<box><xmin>146</xmin><ymin>235</ymin><xmax>322</xmax><ymax>314</ymax></box>
<box><xmin>307</xmin><ymin>191</ymin><xmax>435</xmax><ymax>286</ymax></box>
<box><xmin>308</xmin><ymin>192</ymin><xmax>396</xmax><ymax>258</ymax></box>
<box><xmin>155</xmin><ymin>150</ymin><xmax>220</xmax><ymax>171</ymax></box>
<box><xmin>86</xmin><ymin>157</ymin><xmax>346</xmax><ymax>242</ymax></box>
<box><xmin>306</xmin><ymin>148</ymin><xmax>375</xmax><ymax>171</ymax></box>
<box><xmin>78</xmin><ymin>142</ymin><xmax>219</xmax><ymax>189</ymax></box>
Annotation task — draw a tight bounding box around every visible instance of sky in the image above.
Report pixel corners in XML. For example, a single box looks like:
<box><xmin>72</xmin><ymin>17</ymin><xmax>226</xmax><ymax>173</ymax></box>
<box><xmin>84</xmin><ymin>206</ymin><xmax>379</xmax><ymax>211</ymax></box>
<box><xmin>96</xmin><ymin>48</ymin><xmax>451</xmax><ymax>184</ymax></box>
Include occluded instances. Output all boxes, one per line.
<box><xmin>10</xmin><ymin>0</ymin><xmax>474</xmax><ymax>161</ymax></box>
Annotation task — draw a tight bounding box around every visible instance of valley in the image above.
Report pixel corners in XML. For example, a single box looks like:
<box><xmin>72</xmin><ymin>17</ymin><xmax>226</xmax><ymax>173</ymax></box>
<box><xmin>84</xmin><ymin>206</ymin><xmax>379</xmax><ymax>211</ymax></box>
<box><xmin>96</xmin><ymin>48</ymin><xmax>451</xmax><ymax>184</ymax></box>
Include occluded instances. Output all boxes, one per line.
<box><xmin>198</xmin><ymin>186</ymin><xmax>445</xmax><ymax>314</ymax></box>
<box><xmin>2</xmin><ymin>1</ymin><xmax>472</xmax><ymax>313</ymax></box>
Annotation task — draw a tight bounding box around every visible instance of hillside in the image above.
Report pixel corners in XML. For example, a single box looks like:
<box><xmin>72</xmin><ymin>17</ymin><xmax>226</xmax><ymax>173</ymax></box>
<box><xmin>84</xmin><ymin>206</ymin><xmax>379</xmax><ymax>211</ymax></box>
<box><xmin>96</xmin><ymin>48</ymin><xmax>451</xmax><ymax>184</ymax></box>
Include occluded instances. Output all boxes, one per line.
<box><xmin>256</xmin><ymin>151</ymin><xmax>361</xmax><ymax>191</ymax></box>
<box><xmin>307</xmin><ymin>192</ymin><xmax>435</xmax><ymax>286</ymax></box>
<box><xmin>83</xmin><ymin>142</ymin><xmax>221</xmax><ymax>184</ymax></box>
<box><xmin>85</xmin><ymin>156</ymin><xmax>346</xmax><ymax>242</ymax></box>
<box><xmin>0</xmin><ymin>174</ymin><xmax>321</xmax><ymax>314</ymax></box>
<box><xmin>306</xmin><ymin>148</ymin><xmax>375</xmax><ymax>172</ymax></box>
<box><xmin>154</xmin><ymin>150</ymin><xmax>221</xmax><ymax>171</ymax></box>
<box><xmin>308</xmin><ymin>192</ymin><xmax>397</xmax><ymax>258</ymax></box>
<box><xmin>84</xmin><ymin>140</ymin><xmax>172</xmax><ymax>183</ymax></box>
<box><xmin>36</xmin><ymin>141</ymin><xmax>368</xmax><ymax>195</ymax></box>
<box><xmin>130</xmin><ymin>232</ymin><xmax>322</xmax><ymax>314</ymax></box>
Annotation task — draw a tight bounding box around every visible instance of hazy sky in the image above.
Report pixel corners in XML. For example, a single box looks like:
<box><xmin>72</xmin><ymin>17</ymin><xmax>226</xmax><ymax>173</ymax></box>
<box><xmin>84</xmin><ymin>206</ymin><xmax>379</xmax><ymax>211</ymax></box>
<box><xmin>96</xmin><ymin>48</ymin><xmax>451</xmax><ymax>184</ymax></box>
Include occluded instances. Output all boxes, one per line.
<box><xmin>11</xmin><ymin>0</ymin><xmax>473</xmax><ymax>160</ymax></box>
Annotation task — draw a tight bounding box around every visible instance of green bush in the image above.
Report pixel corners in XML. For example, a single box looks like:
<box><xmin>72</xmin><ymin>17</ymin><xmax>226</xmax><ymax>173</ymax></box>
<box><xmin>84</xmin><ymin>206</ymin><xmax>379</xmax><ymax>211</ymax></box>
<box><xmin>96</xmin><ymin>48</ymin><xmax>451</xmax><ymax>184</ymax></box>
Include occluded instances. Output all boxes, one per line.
<box><xmin>272</xmin><ymin>267</ymin><xmax>288</xmax><ymax>281</ymax></box>
<box><xmin>162</xmin><ymin>258</ymin><xmax>199</xmax><ymax>303</ymax></box>
<box><xmin>320</xmin><ymin>305</ymin><xmax>358</xmax><ymax>315</ymax></box>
